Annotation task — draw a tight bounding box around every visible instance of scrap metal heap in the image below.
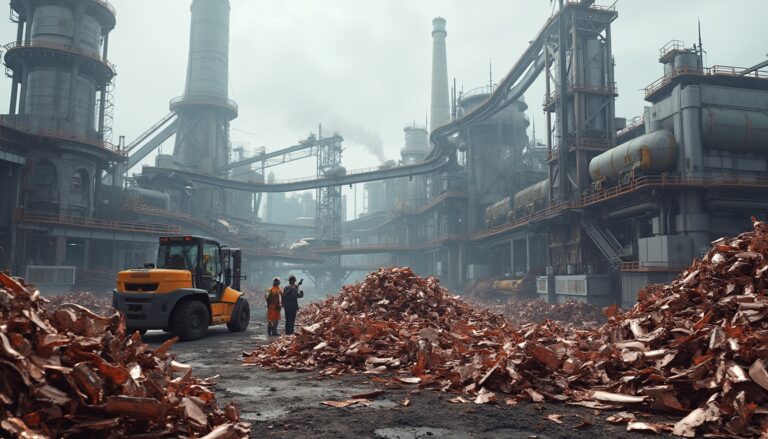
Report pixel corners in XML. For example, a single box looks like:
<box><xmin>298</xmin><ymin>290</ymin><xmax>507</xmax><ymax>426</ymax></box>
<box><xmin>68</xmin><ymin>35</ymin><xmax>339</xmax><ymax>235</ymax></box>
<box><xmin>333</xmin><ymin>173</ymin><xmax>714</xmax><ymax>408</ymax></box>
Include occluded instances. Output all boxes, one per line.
<box><xmin>245</xmin><ymin>218</ymin><xmax>768</xmax><ymax>437</ymax></box>
<box><xmin>0</xmin><ymin>273</ymin><xmax>250</xmax><ymax>438</ymax></box>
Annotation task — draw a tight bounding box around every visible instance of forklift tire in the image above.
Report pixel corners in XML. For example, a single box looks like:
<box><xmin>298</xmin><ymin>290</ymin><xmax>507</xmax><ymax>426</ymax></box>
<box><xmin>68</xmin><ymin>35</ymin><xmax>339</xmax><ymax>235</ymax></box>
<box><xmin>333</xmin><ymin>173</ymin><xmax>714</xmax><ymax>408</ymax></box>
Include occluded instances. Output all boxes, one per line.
<box><xmin>170</xmin><ymin>300</ymin><xmax>210</xmax><ymax>341</ymax></box>
<box><xmin>227</xmin><ymin>298</ymin><xmax>250</xmax><ymax>332</ymax></box>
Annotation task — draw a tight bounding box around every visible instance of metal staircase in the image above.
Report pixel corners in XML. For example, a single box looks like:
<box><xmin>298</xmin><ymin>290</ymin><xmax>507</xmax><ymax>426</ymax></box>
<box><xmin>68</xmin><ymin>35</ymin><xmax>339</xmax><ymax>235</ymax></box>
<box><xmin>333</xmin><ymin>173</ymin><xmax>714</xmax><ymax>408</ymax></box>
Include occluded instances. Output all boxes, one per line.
<box><xmin>581</xmin><ymin>220</ymin><xmax>625</xmax><ymax>269</ymax></box>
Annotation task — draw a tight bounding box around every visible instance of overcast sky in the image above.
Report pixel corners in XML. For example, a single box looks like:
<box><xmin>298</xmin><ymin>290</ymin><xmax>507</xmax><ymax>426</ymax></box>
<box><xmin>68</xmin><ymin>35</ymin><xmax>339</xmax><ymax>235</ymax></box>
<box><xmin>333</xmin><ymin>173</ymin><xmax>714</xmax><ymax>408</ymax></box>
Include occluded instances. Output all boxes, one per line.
<box><xmin>1</xmin><ymin>0</ymin><xmax>766</xmax><ymax>218</ymax></box>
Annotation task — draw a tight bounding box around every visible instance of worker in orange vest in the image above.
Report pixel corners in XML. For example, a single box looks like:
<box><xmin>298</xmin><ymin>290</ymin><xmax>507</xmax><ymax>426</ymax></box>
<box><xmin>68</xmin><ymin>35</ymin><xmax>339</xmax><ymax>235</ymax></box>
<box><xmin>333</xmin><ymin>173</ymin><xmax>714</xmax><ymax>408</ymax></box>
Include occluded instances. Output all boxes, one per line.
<box><xmin>265</xmin><ymin>277</ymin><xmax>283</xmax><ymax>336</ymax></box>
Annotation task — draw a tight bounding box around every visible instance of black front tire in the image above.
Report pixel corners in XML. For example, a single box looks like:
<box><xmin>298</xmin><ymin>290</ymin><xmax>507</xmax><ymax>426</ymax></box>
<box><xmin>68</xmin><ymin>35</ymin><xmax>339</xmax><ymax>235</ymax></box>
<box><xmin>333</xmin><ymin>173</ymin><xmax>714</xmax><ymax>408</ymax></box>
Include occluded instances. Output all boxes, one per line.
<box><xmin>170</xmin><ymin>300</ymin><xmax>210</xmax><ymax>341</ymax></box>
<box><xmin>227</xmin><ymin>298</ymin><xmax>250</xmax><ymax>332</ymax></box>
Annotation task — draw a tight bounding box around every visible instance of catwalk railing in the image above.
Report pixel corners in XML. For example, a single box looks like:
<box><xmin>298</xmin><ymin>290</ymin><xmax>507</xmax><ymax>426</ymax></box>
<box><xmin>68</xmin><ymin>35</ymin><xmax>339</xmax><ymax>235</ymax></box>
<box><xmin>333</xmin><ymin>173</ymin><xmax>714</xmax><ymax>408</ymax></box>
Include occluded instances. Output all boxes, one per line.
<box><xmin>645</xmin><ymin>65</ymin><xmax>768</xmax><ymax>98</ymax></box>
<box><xmin>16</xmin><ymin>210</ymin><xmax>180</xmax><ymax>234</ymax></box>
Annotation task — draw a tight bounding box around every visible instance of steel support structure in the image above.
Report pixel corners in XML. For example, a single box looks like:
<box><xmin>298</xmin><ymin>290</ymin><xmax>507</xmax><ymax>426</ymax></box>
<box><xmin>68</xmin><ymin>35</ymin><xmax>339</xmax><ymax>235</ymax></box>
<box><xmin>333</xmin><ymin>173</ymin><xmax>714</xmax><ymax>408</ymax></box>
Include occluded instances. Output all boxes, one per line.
<box><xmin>544</xmin><ymin>1</ymin><xmax>618</xmax><ymax>275</ymax></box>
<box><xmin>310</xmin><ymin>135</ymin><xmax>344</xmax><ymax>292</ymax></box>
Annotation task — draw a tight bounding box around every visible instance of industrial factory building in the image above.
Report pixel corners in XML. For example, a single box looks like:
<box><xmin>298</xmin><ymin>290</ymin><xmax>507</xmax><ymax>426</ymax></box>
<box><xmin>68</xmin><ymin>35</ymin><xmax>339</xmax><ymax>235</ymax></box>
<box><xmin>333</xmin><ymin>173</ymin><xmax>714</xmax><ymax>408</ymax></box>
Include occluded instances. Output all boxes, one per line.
<box><xmin>1</xmin><ymin>0</ymin><xmax>767</xmax><ymax>304</ymax></box>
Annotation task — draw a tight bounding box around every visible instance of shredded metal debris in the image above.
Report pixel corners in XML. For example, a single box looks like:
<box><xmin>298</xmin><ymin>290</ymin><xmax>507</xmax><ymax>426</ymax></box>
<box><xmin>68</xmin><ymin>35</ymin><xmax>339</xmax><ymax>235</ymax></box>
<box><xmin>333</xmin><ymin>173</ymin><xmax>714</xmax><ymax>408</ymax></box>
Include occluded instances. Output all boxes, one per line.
<box><xmin>0</xmin><ymin>273</ymin><xmax>250</xmax><ymax>438</ymax></box>
<box><xmin>244</xmin><ymin>218</ymin><xmax>768</xmax><ymax>437</ymax></box>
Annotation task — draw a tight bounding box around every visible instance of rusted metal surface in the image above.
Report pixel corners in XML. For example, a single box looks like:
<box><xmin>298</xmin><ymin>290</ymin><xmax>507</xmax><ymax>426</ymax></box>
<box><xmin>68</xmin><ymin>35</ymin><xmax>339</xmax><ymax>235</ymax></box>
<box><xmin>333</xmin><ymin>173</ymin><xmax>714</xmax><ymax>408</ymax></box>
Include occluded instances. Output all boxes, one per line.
<box><xmin>0</xmin><ymin>273</ymin><xmax>250</xmax><ymax>438</ymax></box>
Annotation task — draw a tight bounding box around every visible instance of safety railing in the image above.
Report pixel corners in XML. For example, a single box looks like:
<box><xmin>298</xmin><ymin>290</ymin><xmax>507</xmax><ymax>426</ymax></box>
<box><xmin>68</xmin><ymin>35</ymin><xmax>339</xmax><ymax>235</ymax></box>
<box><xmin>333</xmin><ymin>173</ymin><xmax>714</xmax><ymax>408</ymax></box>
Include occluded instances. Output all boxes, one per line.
<box><xmin>644</xmin><ymin>65</ymin><xmax>768</xmax><ymax>98</ymax></box>
<box><xmin>564</xmin><ymin>0</ymin><xmax>617</xmax><ymax>11</ymax></box>
<box><xmin>17</xmin><ymin>210</ymin><xmax>181</xmax><ymax>234</ymax></box>
<box><xmin>0</xmin><ymin>115</ymin><xmax>123</xmax><ymax>156</ymax></box>
<box><xmin>3</xmin><ymin>41</ymin><xmax>116</xmax><ymax>72</ymax></box>
<box><xmin>617</xmin><ymin>115</ymin><xmax>644</xmax><ymax>138</ymax></box>
<box><xmin>658</xmin><ymin>40</ymin><xmax>686</xmax><ymax>59</ymax></box>
<box><xmin>169</xmin><ymin>95</ymin><xmax>238</xmax><ymax>113</ymax></box>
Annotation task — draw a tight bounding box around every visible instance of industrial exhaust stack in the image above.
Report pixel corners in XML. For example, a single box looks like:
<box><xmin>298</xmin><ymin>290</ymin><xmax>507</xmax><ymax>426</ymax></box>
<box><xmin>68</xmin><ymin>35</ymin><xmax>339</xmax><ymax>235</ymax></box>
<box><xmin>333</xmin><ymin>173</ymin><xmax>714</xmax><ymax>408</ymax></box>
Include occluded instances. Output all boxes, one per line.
<box><xmin>430</xmin><ymin>17</ymin><xmax>450</xmax><ymax>132</ymax></box>
<box><xmin>171</xmin><ymin>0</ymin><xmax>238</xmax><ymax>175</ymax></box>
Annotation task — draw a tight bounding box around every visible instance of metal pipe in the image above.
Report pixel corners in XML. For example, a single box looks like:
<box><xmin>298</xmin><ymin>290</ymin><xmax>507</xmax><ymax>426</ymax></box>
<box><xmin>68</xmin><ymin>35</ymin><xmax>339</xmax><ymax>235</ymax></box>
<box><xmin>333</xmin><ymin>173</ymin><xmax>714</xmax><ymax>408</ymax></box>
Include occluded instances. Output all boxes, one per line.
<box><xmin>9</xmin><ymin>77</ymin><xmax>19</xmax><ymax>115</ymax></box>
<box><xmin>605</xmin><ymin>202</ymin><xmax>659</xmax><ymax>220</ymax></box>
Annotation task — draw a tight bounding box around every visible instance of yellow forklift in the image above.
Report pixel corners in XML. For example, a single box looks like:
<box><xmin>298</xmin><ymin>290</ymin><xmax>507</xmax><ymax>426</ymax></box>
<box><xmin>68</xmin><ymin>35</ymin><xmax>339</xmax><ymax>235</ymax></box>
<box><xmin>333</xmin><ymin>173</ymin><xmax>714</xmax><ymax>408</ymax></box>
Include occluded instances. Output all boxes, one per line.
<box><xmin>113</xmin><ymin>236</ymin><xmax>249</xmax><ymax>341</ymax></box>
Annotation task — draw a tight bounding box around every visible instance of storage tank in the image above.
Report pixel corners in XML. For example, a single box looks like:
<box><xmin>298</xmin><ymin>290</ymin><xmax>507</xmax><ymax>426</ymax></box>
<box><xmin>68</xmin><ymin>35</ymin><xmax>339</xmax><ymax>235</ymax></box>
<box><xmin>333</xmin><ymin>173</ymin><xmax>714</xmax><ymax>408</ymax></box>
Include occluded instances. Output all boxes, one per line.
<box><xmin>484</xmin><ymin>197</ymin><xmax>512</xmax><ymax>228</ymax></box>
<box><xmin>589</xmin><ymin>130</ymin><xmax>677</xmax><ymax>183</ymax></box>
<box><xmin>702</xmin><ymin>107</ymin><xmax>768</xmax><ymax>153</ymax></box>
<box><xmin>514</xmin><ymin>179</ymin><xmax>549</xmax><ymax>211</ymax></box>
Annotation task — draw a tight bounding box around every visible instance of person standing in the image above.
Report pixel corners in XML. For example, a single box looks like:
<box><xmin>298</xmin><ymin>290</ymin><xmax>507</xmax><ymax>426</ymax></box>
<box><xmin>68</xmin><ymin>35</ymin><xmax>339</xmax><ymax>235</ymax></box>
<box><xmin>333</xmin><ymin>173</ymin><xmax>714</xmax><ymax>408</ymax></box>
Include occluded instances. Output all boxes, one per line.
<box><xmin>282</xmin><ymin>275</ymin><xmax>304</xmax><ymax>335</ymax></box>
<box><xmin>265</xmin><ymin>277</ymin><xmax>282</xmax><ymax>336</ymax></box>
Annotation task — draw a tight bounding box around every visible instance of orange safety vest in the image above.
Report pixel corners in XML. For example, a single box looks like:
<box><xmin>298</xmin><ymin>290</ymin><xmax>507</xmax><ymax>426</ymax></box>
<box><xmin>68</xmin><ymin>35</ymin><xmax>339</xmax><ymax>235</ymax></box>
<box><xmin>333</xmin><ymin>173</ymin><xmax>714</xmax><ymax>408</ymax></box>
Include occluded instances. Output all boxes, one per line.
<box><xmin>265</xmin><ymin>286</ymin><xmax>282</xmax><ymax>322</ymax></box>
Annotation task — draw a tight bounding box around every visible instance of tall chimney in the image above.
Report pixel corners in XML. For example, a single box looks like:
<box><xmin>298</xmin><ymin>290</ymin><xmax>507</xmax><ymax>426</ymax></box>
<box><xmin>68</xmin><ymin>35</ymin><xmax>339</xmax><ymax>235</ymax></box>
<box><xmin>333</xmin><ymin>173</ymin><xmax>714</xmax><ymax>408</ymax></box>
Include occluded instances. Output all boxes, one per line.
<box><xmin>430</xmin><ymin>17</ymin><xmax>450</xmax><ymax>132</ymax></box>
<box><xmin>171</xmin><ymin>0</ymin><xmax>238</xmax><ymax>175</ymax></box>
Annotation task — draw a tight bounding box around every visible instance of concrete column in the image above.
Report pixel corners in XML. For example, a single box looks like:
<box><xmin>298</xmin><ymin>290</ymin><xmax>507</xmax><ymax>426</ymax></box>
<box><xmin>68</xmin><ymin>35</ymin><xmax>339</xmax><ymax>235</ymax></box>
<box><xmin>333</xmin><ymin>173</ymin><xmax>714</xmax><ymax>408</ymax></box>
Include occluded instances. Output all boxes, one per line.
<box><xmin>55</xmin><ymin>237</ymin><xmax>67</xmax><ymax>265</ymax></box>
<box><xmin>526</xmin><ymin>235</ymin><xmax>531</xmax><ymax>273</ymax></box>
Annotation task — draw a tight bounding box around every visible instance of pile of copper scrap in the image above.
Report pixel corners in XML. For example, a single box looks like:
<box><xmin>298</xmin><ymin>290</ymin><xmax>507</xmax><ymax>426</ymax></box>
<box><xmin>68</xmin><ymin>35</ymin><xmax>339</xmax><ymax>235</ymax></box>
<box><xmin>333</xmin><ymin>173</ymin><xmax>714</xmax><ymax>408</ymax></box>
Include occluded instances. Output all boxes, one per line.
<box><xmin>44</xmin><ymin>291</ymin><xmax>114</xmax><ymax>316</ymax></box>
<box><xmin>0</xmin><ymin>273</ymin><xmax>250</xmax><ymax>438</ymax></box>
<box><xmin>495</xmin><ymin>298</ymin><xmax>606</xmax><ymax>328</ymax></box>
<box><xmin>244</xmin><ymin>219</ymin><xmax>768</xmax><ymax>437</ymax></box>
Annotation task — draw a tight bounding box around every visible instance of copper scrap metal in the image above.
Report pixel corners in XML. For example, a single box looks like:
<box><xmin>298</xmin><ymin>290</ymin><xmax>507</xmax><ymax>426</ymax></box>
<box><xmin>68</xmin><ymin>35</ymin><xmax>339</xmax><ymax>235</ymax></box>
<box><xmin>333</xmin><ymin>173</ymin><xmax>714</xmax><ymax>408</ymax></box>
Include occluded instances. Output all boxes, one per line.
<box><xmin>44</xmin><ymin>291</ymin><xmax>114</xmax><ymax>316</ymax></box>
<box><xmin>0</xmin><ymin>273</ymin><xmax>250</xmax><ymax>438</ymax></box>
<box><xmin>489</xmin><ymin>298</ymin><xmax>606</xmax><ymax>328</ymax></box>
<box><xmin>244</xmin><ymin>219</ymin><xmax>768</xmax><ymax>437</ymax></box>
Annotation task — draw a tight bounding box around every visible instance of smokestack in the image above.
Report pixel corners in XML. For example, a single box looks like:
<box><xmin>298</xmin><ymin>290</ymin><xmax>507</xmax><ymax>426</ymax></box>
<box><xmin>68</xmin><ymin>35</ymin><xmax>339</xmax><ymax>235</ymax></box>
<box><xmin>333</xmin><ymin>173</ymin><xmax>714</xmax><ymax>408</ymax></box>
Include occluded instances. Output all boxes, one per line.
<box><xmin>430</xmin><ymin>17</ymin><xmax>450</xmax><ymax>132</ymax></box>
<box><xmin>171</xmin><ymin>0</ymin><xmax>238</xmax><ymax>174</ymax></box>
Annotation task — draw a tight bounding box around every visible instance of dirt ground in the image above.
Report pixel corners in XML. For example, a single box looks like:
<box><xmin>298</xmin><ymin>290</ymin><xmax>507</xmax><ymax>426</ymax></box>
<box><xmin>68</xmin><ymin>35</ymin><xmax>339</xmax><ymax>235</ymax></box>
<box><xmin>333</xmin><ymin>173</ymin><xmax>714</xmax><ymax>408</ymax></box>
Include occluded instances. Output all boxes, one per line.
<box><xmin>144</xmin><ymin>319</ymin><xmax>671</xmax><ymax>439</ymax></box>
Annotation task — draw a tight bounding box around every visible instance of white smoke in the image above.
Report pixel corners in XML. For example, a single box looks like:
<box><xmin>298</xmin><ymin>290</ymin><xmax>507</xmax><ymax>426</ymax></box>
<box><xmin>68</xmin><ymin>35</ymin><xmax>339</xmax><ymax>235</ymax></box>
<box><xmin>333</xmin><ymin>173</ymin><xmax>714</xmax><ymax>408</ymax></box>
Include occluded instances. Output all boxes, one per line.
<box><xmin>326</xmin><ymin>118</ymin><xmax>386</xmax><ymax>163</ymax></box>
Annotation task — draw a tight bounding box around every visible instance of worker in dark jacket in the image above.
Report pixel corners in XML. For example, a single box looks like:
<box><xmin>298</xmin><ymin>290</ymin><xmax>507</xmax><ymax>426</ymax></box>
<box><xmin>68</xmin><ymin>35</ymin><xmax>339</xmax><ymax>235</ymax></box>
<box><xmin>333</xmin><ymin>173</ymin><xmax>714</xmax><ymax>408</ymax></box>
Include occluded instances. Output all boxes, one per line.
<box><xmin>282</xmin><ymin>275</ymin><xmax>304</xmax><ymax>335</ymax></box>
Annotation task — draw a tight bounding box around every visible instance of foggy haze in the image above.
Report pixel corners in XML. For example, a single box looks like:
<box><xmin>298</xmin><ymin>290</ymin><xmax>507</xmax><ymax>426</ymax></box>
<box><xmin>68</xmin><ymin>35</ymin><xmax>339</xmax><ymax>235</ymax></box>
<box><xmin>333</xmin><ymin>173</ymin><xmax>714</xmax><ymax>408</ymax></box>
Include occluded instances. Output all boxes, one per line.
<box><xmin>1</xmin><ymin>0</ymin><xmax>765</xmax><ymax>218</ymax></box>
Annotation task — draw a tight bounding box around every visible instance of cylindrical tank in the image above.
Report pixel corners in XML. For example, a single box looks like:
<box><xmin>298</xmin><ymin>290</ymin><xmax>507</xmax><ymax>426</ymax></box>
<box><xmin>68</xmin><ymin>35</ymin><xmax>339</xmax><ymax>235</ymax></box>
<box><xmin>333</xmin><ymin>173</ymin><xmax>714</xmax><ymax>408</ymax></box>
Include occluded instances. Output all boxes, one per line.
<box><xmin>514</xmin><ymin>179</ymin><xmax>549</xmax><ymax>210</ymax></box>
<box><xmin>185</xmin><ymin>0</ymin><xmax>231</xmax><ymax>98</ymax></box>
<box><xmin>589</xmin><ymin>130</ymin><xmax>677</xmax><ymax>183</ymax></box>
<box><xmin>702</xmin><ymin>107</ymin><xmax>768</xmax><ymax>153</ymax></box>
<box><xmin>126</xmin><ymin>187</ymin><xmax>171</xmax><ymax>210</ymax></box>
<box><xmin>674</xmin><ymin>52</ymin><xmax>700</xmax><ymax>70</ymax></box>
<box><xmin>484</xmin><ymin>196</ymin><xmax>512</xmax><ymax>228</ymax></box>
<box><xmin>31</xmin><ymin>6</ymin><xmax>74</xmax><ymax>46</ymax></box>
<box><xmin>79</xmin><ymin>14</ymin><xmax>103</xmax><ymax>53</ymax></box>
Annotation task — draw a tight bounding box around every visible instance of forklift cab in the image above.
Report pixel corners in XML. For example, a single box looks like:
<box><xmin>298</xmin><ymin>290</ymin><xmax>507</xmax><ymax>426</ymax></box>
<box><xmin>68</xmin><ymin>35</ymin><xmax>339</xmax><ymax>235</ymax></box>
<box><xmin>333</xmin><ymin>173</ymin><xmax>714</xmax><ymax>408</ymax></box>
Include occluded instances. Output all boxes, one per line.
<box><xmin>156</xmin><ymin>236</ymin><xmax>237</xmax><ymax>299</ymax></box>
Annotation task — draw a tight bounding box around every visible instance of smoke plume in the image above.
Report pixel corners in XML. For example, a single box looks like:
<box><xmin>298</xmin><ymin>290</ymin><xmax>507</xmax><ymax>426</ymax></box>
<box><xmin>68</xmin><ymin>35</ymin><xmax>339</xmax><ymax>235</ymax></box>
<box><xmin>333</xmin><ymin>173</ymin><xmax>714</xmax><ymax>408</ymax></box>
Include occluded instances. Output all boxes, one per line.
<box><xmin>326</xmin><ymin>118</ymin><xmax>386</xmax><ymax>163</ymax></box>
